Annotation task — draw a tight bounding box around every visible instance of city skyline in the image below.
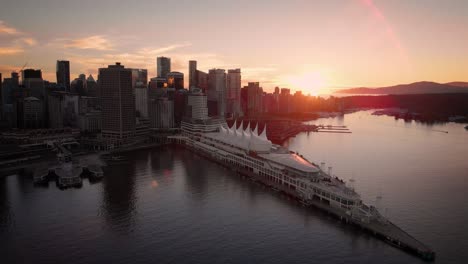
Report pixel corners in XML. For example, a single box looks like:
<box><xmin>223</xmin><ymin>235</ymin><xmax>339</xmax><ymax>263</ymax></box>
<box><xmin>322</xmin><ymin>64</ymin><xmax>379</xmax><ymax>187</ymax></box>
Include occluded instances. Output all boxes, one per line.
<box><xmin>1</xmin><ymin>0</ymin><xmax>468</xmax><ymax>95</ymax></box>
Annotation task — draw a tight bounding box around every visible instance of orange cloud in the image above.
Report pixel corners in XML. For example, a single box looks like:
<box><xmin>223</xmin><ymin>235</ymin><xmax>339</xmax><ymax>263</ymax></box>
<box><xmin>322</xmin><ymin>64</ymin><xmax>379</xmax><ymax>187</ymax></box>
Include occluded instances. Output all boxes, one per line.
<box><xmin>0</xmin><ymin>20</ymin><xmax>21</xmax><ymax>35</ymax></box>
<box><xmin>138</xmin><ymin>42</ymin><xmax>192</xmax><ymax>56</ymax></box>
<box><xmin>0</xmin><ymin>46</ymin><xmax>24</xmax><ymax>55</ymax></box>
<box><xmin>21</xmin><ymin>37</ymin><xmax>38</xmax><ymax>46</ymax></box>
<box><xmin>63</xmin><ymin>35</ymin><xmax>114</xmax><ymax>51</ymax></box>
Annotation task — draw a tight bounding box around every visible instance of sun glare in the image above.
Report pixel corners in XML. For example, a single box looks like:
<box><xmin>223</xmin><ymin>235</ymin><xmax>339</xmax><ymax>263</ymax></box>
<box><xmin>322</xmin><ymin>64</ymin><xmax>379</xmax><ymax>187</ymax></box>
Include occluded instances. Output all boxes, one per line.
<box><xmin>284</xmin><ymin>71</ymin><xmax>328</xmax><ymax>96</ymax></box>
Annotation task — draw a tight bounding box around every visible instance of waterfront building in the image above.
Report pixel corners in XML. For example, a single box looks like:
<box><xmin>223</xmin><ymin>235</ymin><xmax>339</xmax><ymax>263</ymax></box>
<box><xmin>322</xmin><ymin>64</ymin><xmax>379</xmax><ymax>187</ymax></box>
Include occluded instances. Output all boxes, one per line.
<box><xmin>157</xmin><ymin>57</ymin><xmax>171</xmax><ymax>78</ymax></box>
<box><xmin>56</xmin><ymin>60</ymin><xmax>70</xmax><ymax>92</ymax></box>
<box><xmin>99</xmin><ymin>63</ymin><xmax>135</xmax><ymax>145</ymax></box>
<box><xmin>167</xmin><ymin>71</ymin><xmax>184</xmax><ymax>90</ymax></box>
<box><xmin>208</xmin><ymin>69</ymin><xmax>226</xmax><ymax>117</ymax></box>
<box><xmin>189</xmin><ymin>60</ymin><xmax>198</xmax><ymax>89</ymax></box>
<box><xmin>226</xmin><ymin>69</ymin><xmax>242</xmax><ymax>117</ymax></box>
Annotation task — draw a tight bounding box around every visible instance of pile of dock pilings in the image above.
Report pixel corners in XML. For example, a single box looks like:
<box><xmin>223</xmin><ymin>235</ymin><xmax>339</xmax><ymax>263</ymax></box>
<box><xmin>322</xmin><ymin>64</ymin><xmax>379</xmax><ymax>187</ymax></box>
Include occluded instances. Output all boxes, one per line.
<box><xmin>178</xmin><ymin>142</ymin><xmax>435</xmax><ymax>262</ymax></box>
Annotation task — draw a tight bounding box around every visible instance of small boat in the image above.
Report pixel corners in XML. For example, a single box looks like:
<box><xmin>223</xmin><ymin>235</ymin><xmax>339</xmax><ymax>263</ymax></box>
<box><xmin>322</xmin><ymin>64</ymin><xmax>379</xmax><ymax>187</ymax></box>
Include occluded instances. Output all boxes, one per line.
<box><xmin>87</xmin><ymin>164</ymin><xmax>104</xmax><ymax>180</ymax></box>
<box><xmin>33</xmin><ymin>166</ymin><xmax>50</xmax><ymax>184</ymax></box>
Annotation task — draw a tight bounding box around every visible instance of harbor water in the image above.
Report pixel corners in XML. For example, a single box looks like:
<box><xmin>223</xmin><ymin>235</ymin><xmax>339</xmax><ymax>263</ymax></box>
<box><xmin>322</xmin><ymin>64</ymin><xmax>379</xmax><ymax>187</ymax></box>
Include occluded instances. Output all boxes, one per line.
<box><xmin>1</xmin><ymin>111</ymin><xmax>467</xmax><ymax>263</ymax></box>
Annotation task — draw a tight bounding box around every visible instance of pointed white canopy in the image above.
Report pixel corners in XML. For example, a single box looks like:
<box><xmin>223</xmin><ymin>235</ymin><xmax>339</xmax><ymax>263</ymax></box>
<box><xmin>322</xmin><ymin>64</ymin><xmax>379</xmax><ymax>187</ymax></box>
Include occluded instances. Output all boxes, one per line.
<box><xmin>260</xmin><ymin>124</ymin><xmax>268</xmax><ymax>139</ymax></box>
<box><xmin>253</xmin><ymin>123</ymin><xmax>259</xmax><ymax>136</ymax></box>
<box><xmin>205</xmin><ymin>120</ymin><xmax>272</xmax><ymax>153</ymax></box>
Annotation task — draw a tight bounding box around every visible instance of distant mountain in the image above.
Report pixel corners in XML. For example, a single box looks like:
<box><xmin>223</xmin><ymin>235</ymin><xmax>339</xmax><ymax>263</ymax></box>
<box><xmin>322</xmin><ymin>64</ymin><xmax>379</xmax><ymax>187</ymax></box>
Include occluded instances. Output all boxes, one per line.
<box><xmin>336</xmin><ymin>81</ymin><xmax>468</xmax><ymax>95</ymax></box>
<box><xmin>445</xmin><ymin>82</ymin><xmax>468</xmax><ymax>88</ymax></box>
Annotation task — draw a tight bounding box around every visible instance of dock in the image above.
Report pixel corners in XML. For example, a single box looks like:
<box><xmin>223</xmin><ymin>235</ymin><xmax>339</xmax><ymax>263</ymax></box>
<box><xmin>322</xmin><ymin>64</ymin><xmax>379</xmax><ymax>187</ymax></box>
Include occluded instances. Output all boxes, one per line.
<box><xmin>55</xmin><ymin>163</ymin><xmax>83</xmax><ymax>189</ymax></box>
<box><xmin>179</xmin><ymin>142</ymin><xmax>435</xmax><ymax>261</ymax></box>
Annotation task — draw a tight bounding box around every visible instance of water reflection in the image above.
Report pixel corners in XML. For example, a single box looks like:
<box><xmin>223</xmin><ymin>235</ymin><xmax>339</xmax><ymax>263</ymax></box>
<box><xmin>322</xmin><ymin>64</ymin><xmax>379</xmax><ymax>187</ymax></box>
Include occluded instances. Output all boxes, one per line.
<box><xmin>0</xmin><ymin>178</ymin><xmax>12</xmax><ymax>233</ymax></box>
<box><xmin>101</xmin><ymin>162</ymin><xmax>137</xmax><ymax>234</ymax></box>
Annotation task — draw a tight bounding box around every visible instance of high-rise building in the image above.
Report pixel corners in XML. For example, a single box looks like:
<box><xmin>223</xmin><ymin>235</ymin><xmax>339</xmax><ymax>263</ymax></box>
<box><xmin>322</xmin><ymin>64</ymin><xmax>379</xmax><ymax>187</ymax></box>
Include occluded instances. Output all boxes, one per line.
<box><xmin>0</xmin><ymin>73</ymin><xmax>2</xmax><ymax>119</ymax></box>
<box><xmin>227</xmin><ymin>69</ymin><xmax>242</xmax><ymax>117</ymax></box>
<box><xmin>71</xmin><ymin>74</ymin><xmax>87</xmax><ymax>95</ymax></box>
<box><xmin>1</xmin><ymin>72</ymin><xmax>19</xmax><ymax>126</ymax></box>
<box><xmin>279</xmin><ymin>88</ymin><xmax>291</xmax><ymax>113</ymax></box>
<box><xmin>99</xmin><ymin>63</ymin><xmax>135</xmax><ymax>144</ymax></box>
<box><xmin>186</xmin><ymin>88</ymin><xmax>208</xmax><ymax>120</ymax></box>
<box><xmin>131</xmin><ymin>69</ymin><xmax>148</xmax><ymax>88</ymax></box>
<box><xmin>246</xmin><ymin>82</ymin><xmax>263</xmax><ymax>116</ymax></box>
<box><xmin>189</xmin><ymin>60</ymin><xmax>198</xmax><ymax>89</ymax></box>
<box><xmin>56</xmin><ymin>60</ymin><xmax>70</xmax><ymax>91</ymax></box>
<box><xmin>135</xmin><ymin>86</ymin><xmax>148</xmax><ymax>118</ymax></box>
<box><xmin>131</xmin><ymin>69</ymin><xmax>148</xmax><ymax>118</ymax></box>
<box><xmin>167</xmin><ymin>71</ymin><xmax>184</xmax><ymax>90</ymax></box>
<box><xmin>22</xmin><ymin>69</ymin><xmax>42</xmax><ymax>81</ymax></box>
<box><xmin>157</xmin><ymin>57</ymin><xmax>171</xmax><ymax>78</ymax></box>
<box><xmin>86</xmin><ymin>75</ymin><xmax>98</xmax><ymax>97</ymax></box>
<box><xmin>22</xmin><ymin>97</ymin><xmax>44</xmax><ymax>129</ymax></box>
<box><xmin>197</xmin><ymin>70</ymin><xmax>208</xmax><ymax>94</ymax></box>
<box><xmin>208</xmin><ymin>69</ymin><xmax>226</xmax><ymax>117</ymax></box>
<box><xmin>148</xmin><ymin>97</ymin><xmax>174</xmax><ymax>129</ymax></box>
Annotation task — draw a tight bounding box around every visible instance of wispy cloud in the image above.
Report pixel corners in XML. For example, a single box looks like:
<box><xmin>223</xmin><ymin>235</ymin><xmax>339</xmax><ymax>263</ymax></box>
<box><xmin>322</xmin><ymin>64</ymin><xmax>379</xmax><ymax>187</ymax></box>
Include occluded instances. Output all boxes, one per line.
<box><xmin>62</xmin><ymin>35</ymin><xmax>114</xmax><ymax>51</ymax></box>
<box><xmin>0</xmin><ymin>20</ymin><xmax>21</xmax><ymax>35</ymax></box>
<box><xmin>0</xmin><ymin>46</ymin><xmax>24</xmax><ymax>55</ymax></box>
<box><xmin>0</xmin><ymin>64</ymin><xmax>20</xmax><ymax>73</ymax></box>
<box><xmin>138</xmin><ymin>42</ymin><xmax>192</xmax><ymax>56</ymax></box>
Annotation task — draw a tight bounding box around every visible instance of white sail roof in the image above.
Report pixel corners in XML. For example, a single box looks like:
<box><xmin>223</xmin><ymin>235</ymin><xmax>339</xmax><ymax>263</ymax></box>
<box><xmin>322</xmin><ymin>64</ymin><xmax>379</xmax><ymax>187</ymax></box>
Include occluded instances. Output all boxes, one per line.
<box><xmin>206</xmin><ymin>120</ymin><xmax>272</xmax><ymax>153</ymax></box>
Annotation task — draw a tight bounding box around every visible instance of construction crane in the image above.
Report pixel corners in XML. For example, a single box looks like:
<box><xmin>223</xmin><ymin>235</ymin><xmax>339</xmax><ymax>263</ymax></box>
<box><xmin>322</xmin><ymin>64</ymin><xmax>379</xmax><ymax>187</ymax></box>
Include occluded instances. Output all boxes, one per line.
<box><xmin>17</xmin><ymin>61</ymin><xmax>28</xmax><ymax>73</ymax></box>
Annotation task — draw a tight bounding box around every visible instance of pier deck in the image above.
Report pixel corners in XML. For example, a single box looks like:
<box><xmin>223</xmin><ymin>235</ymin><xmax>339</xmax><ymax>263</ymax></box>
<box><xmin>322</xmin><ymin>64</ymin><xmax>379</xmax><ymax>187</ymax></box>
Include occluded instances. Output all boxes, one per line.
<box><xmin>179</xmin><ymin>142</ymin><xmax>435</xmax><ymax>261</ymax></box>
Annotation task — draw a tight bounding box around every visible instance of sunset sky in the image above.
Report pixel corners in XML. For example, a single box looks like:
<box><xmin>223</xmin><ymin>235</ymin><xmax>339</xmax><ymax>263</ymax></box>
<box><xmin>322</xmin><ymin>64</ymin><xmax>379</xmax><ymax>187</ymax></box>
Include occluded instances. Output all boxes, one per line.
<box><xmin>0</xmin><ymin>0</ymin><xmax>467</xmax><ymax>94</ymax></box>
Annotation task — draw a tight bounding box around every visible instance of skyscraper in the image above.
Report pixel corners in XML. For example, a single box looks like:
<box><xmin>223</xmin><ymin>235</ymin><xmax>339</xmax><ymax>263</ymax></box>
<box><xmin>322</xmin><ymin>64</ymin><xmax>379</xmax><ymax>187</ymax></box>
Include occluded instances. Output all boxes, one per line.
<box><xmin>86</xmin><ymin>75</ymin><xmax>98</xmax><ymax>97</ymax></box>
<box><xmin>189</xmin><ymin>60</ymin><xmax>197</xmax><ymax>89</ymax></box>
<box><xmin>227</xmin><ymin>69</ymin><xmax>242</xmax><ymax>117</ymax></box>
<box><xmin>246</xmin><ymin>82</ymin><xmax>263</xmax><ymax>116</ymax></box>
<box><xmin>0</xmin><ymin>73</ymin><xmax>2</xmax><ymax>119</ymax></box>
<box><xmin>157</xmin><ymin>57</ymin><xmax>171</xmax><ymax>78</ymax></box>
<box><xmin>56</xmin><ymin>60</ymin><xmax>70</xmax><ymax>91</ymax></box>
<box><xmin>167</xmin><ymin>71</ymin><xmax>184</xmax><ymax>90</ymax></box>
<box><xmin>22</xmin><ymin>69</ymin><xmax>42</xmax><ymax>81</ymax></box>
<box><xmin>186</xmin><ymin>88</ymin><xmax>208</xmax><ymax>120</ymax></box>
<box><xmin>99</xmin><ymin>63</ymin><xmax>135</xmax><ymax>145</ymax></box>
<box><xmin>208</xmin><ymin>69</ymin><xmax>226</xmax><ymax>117</ymax></box>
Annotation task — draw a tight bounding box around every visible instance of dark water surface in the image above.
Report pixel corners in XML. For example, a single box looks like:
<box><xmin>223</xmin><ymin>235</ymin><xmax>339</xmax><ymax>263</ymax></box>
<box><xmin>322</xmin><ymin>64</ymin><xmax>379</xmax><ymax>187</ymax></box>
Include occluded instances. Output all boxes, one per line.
<box><xmin>1</xmin><ymin>111</ymin><xmax>467</xmax><ymax>263</ymax></box>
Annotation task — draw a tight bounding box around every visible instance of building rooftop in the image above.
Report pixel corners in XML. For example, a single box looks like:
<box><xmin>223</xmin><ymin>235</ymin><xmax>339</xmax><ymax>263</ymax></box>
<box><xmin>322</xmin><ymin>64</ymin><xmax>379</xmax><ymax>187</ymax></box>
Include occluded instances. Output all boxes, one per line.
<box><xmin>259</xmin><ymin>153</ymin><xmax>320</xmax><ymax>173</ymax></box>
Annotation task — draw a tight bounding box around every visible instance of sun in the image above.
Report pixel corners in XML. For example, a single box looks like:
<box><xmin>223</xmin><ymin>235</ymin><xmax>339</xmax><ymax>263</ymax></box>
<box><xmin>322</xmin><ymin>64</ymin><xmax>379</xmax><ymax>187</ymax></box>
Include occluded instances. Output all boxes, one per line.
<box><xmin>284</xmin><ymin>71</ymin><xmax>328</xmax><ymax>96</ymax></box>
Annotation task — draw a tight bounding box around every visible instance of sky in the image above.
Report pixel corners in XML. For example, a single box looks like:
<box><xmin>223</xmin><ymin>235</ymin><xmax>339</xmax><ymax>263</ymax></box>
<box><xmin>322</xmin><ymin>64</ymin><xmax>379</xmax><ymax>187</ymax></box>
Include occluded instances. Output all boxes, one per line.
<box><xmin>0</xmin><ymin>0</ymin><xmax>467</xmax><ymax>95</ymax></box>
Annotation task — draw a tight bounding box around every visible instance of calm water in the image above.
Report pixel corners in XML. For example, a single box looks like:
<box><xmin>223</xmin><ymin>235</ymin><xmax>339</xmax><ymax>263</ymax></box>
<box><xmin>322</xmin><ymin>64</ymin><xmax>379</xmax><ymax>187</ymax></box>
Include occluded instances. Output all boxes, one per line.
<box><xmin>1</xmin><ymin>111</ymin><xmax>467</xmax><ymax>264</ymax></box>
